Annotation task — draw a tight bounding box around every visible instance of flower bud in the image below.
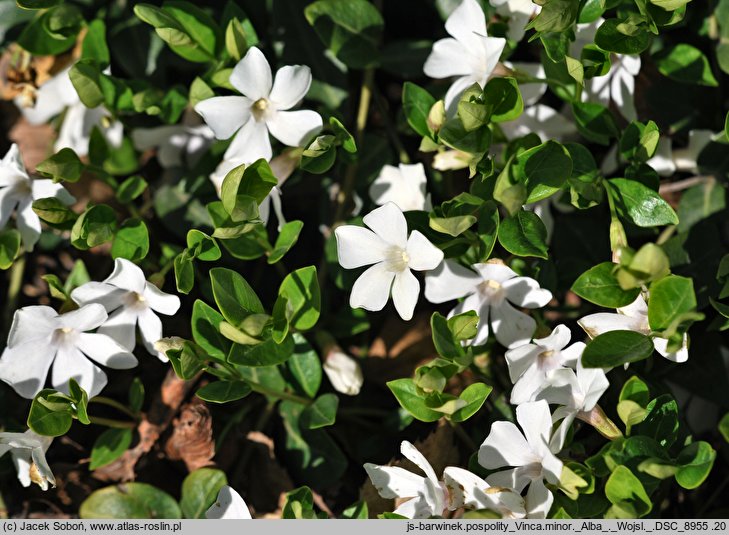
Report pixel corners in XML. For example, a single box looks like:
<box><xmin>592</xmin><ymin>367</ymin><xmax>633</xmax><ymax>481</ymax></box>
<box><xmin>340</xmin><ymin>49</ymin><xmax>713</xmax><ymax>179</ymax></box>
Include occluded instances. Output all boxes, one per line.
<box><xmin>323</xmin><ymin>349</ymin><xmax>363</xmax><ymax>396</ymax></box>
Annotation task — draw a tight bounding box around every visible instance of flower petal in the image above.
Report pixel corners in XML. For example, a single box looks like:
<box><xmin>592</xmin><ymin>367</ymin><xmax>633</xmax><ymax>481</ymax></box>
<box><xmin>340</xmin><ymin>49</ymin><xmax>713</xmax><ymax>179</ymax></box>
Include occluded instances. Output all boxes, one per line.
<box><xmin>406</xmin><ymin>231</ymin><xmax>444</xmax><ymax>271</ymax></box>
<box><xmin>491</xmin><ymin>300</ymin><xmax>536</xmax><ymax>348</ymax></box>
<box><xmin>473</xmin><ymin>262</ymin><xmax>517</xmax><ymax>283</ymax></box>
<box><xmin>31</xmin><ymin>179</ymin><xmax>75</xmax><ymax>205</ymax></box>
<box><xmin>230</xmin><ymin>47</ymin><xmax>273</xmax><ymax>100</ymax></box>
<box><xmin>504</xmin><ymin>343</ymin><xmax>539</xmax><ymax>383</ymax></box>
<box><xmin>444</xmin><ymin>75</ymin><xmax>479</xmax><ymax>115</ymax></box>
<box><xmin>266</xmin><ymin>109</ymin><xmax>322</xmax><ymax>148</ymax></box>
<box><xmin>350</xmin><ymin>263</ymin><xmax>395</xmax><ymax>313</ymax></box>
<box><xmin>7</xmin><ymin>306</ymin><xmax>57</xmax><ymax>347</ymax></box>
<box><xmin>334</xmin><ymin>225</ymin><xmax>389</xmax><ymax>269</ymax></box>
<box><xmin>0</xmin><ymin>342</ymin><xmax>55</xmax><ymax>399</ymax></box>
<box><xmin>400</xmin><ymin>441</ymin><xmax>438</xmax><ymax>483</ymax></box>
<box><xmin>206</xmin><ymin>486</ymin><xmax>252</xmax><ymax>519</ymax></box>
<box><xmin>364</xmin><ymin>463</ymin><xmax>424</xmax><ymax>499</ymax></box>
<box><xmin>424</xmin><ymin>259</ymin><xmax>480</xmax><ymax>304</ymax></box>
<box><xmin>423</xmin><ymin>38</ymin><xmax>473</xmax><ymax>79</ymax></box>
<box><xmin>445</xmin><ymin>0</ymin><xmax>487</xmax><ymax>48</ymax></box>
<box><xmin>323</xmin><ymin>350</ymin><xmax>363</xmax><ymax>396</ymax></box>
<box><xmin>653</xmin><ymin>335</ymin><xmax>689</xmax><ymax>363</ymax></box>
<box><xmin>479</xmin><ymin>421</ymin><xmax>535</xmax><ymax>470</ymax></box>
<box><xmin>577</xmin><ymin>312</ymin><xmax>645</xmax><ymax>339</ymax></box>
<box><xmin>97</xmin><ymin>307</ymin><xmax>138</xmax><ymax>351</ymax></box>
<box><xmin>58</xmin><ymin>303</ymin><xmax>108</xmax><ymax>332</ymax></box>
<box><xmin>137</xmin><ymin>307</ymin><xmax>165</xmax><ymax>357</ymax></box>
<box><xmin>363</xmin><ymin>202</ymin><xmax>408</xmax><ymax>248</ymax></box>
<box><xmin>224</xmin><ymin>115</ymin><xmax>272</xmax><ymax>162</ymax></box>
<box><xmin>194</xmin><ymin>96</ymin><xmax>251</xmax><ymax>140</ymax></box>
<box><xmin>525</xmin><ymin>478</ymin><xmax>553</xmax><ymax>519</ymax></box>
<box><xmin>71</xmin><ymin>282</ymin><xmax>126</xmax><ymax>312</ymax></box>
<box><xmin>143</xmin><ymin>283</ymin><xmax>180</xmax><ymax>315</ymax></box>
<box><xmin>502</xmin><ymin>276</ymin><xmax>552</xmax><ymax>308</ymax></box>
<box><xmin>76</xmin><ymin>333</ymin><xmax>138</xmax><ymax>369</ymax></box>
<box><xmin>392</xmin><ymin>269</ymin><xmax>420</xmax><ymax>321</ymax></box>
<box><xmin>516</xmin><ymin>400</ymin><xmax>552</xmax><ymax>458</ymax></box>
<box><xmin>533</xmin><ymin>324</ymin><xmax>572</xmax><ymax>352</ymax></box>
<box><xmin>51</xmin><ymin>344</ymin><xmax>107</xmax><ymax>398</ymax></box>
<box><xmin>16</xmin><ymin>197</ymin><xmax>42</xmax><ymax>250</ymax></box>
<box><xmin>269</xmin><ymin>65</ymin><xmax>313</xmax><ymax>110</ymax></box>
<box><xmin>104</xmin><ymin>258</ymin><xmax>147</xmax><ymax>294</ymax></box>
<box><xmin>485</xmin><ymin>467</ymin><xmax>531</xmax><ymax>493</ymax></box>
<box><xmin>510</xmin><ymin>366</ymin><xmax>546</xmax><ymax>405</ymax></box>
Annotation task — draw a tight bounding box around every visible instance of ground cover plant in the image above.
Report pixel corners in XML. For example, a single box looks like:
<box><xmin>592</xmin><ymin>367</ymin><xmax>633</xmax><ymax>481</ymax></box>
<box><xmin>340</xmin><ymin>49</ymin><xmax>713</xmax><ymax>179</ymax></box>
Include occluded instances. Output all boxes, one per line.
<box><xmin>0</xmin><ymin>0</ymin><xmax>729</xmax><ymax>520</ymax></box>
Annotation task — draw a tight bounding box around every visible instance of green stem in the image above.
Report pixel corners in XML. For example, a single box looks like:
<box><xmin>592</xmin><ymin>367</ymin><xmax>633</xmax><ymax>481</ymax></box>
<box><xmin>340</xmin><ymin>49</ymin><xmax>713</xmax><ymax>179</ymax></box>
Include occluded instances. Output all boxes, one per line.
<box><xmin>88</xmin><ymin>416</ymin><xmax>136</xmax><ymax>429</ymax></box>
<box><xmin>248</xmin><ymin>382</ymin><xmax>312</xmax><ymax>405</ymax></box>
<box><xmin>370</xmin><ymin>83</ymin><xmax>411</xmax><ymax>164</ymax></box>
<box><xmin>2</xmin><ymin>255</ymin><xmax>26</xmax><ymax>341</ymax></box>
<box><xmin>89</xmin><ymin>396</ymin><xmax>139</xmax><ymax>420</ymax></box>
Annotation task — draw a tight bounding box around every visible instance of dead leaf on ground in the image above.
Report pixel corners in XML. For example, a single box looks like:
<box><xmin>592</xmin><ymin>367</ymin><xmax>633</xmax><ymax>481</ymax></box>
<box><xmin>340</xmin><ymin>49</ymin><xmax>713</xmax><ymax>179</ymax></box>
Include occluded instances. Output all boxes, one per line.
<box><xmin>165</xmin><ymin>399</ymin><xmax>216</xmax><ymax>472</ymax></box>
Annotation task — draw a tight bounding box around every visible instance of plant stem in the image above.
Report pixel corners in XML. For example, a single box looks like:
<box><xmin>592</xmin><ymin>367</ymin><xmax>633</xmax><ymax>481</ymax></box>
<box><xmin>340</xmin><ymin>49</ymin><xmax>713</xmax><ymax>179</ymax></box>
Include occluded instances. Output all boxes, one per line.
<box><xmin>248</xmin><ymin>381</ymin><xmax>312</xmax><ymax>405</ymax></box>
<box><xmin>2</xmin><ymin>255</ymin><xmax>25</xmax><ymax>341</ymax></box>
<box><xmin>88</xmin><ymin>416</ymin><xmax>136</xmax><ymax>429</ymax></box>
<box><xmin>89</xmin><ymin>396</ymin><xmax>139</xmax><ymax>420</ymax></box>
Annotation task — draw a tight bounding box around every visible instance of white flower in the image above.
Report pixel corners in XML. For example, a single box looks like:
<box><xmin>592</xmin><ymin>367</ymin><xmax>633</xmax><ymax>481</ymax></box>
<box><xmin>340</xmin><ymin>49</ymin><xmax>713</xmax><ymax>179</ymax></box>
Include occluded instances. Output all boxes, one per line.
<box><xmin>500</xmin><ymin>104</ymin><xmax>576</xmax><ymax>142</ymax></box>
<box><xmin>364</xmin><ymin>440</ymin><xmax>447</xmax><ymax>519</ymax></box>
<box><xmin>0</xmin><ymin>430</ymin><xmax>54</xmax><ymax>490</ymax></box>
<box><xmin>16</xmin><ymin>67</ymin><xmax>122</xmax><ymax>156</ymax></box>
<box><xmin>206</xmin><ymin>486</ymin><xmax>252</xmax><ymax>519</ymax></box>
<box><xmin>424</xmin><ymin>259</ymin><xmax>552</xmax><ymax>348</ymax></box>
<box><xmin>536</xmin><ymin>360</ymin><xmax>609</xmax><ymax>450</ymax></box>
<box><xmin>0</xmin><ymin>144</ymin><xmax>75</xmax><ymax>251</ymax></box>
<box><xmin>195</xmin><ymin>46</ymin><xmax>322</xmax><ymax>164</ymax></box>
<box><xmin>505</xmin><ymin>325</ymin><xmax>584</xmax><ymax>404</ymax></box>
<box><xmin>647</xmin><ymin>129</ymin><xmax>714</xmax><ymax>177</ymax></box>
<box><xmin>573</xmin><ymin>19</ymin><xmax>640</xmax><ymax>121</ymax></box>
<box><xmin>578</xmin><ymin>294</ymin><xmax>688</xmax><ymax>363</ymax></box>
<box><xmin>442</xmin><ymin>467</ymin><xmax>526</xmax><ymax>518</ymax></box>
<box><xmin>0</xmin><ymin>303</ymin><xmax>137</xmax><ymax>399</ymax></box>
<box><xmin>478</xmin><ymin>400</ymin><xmax>563</xmax><ymax>518</ymax></box>
<box><xmin>335</xmin><ymin>202</ymin><xmax>444</xmax><ymax>321</ymax></box>
<box><xmin>369</xmin><ymin>163</ymin><xmax>431</xmax><ymax>212</ymax></box>
<box><xmin>71</xmin><ymin>258</ymin><xmax>181</xmax><ymax>360</ymax></box>
<box><xmin>490</xmin><ymin>0</ymin><xmax>540</xmax><ymax>42</ymax></box>
<box><xmin>424</xmin><ymin>0</ymin><xmax>506</xmax><ymax>113</ymax></box>
<box><xmin>132</xmin><ymin>123</ymin><xmax>214</xmax><ymax>169</ymax></box>
<box><xmin>323</xmin><ymin>349</ymin><xmax>363</xmax><ymax>396</ymax></box>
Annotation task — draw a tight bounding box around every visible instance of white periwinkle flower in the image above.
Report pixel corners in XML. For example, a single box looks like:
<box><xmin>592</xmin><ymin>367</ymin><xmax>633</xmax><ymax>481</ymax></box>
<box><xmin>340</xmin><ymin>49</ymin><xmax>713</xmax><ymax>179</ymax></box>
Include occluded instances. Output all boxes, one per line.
<box><xmin>500</xmin><ymin>104</ymin><xmax>576</xmax><ymax>142</ymax></box>
<box><xmin>646</xmin><ymin>129</ymin><xmax>714</xmax><ymax>177</ymax></box>
<box><xmin>536</xmin><ymin>361</ymin><xmax>610</xmax><ymax>449</ymax></box>
<box><xmin>71</xmin><ymin>258</ymin><xmax>181</xmax><ymax>360</ymax></box>
<box><xmin>364</xmin><ymin>440</ymin><xmax>447</xmax><ymax>519</ymax></box>
<box><xmin>132</xmin><ymin>123</ymin><xmax>214</xmax><ymax>169</ymax></box>
<box><xmin>0</xmin><ymin>144</ymin><xmax>75</xmax><ymax>250</ymax></box>
<box><xmin>505</xmin><ymin>324</ymin><xmax>584</xmax><ymax>404</ymax></box>
<box><xmin>195</xmin><ymin>46</ymin><xmax>322</xmax><ymax>163</ymax></box>
<box><xmin>16</xmin><ymin>67</ymin><xmax>122</xmax><ymax>156</ymax></box>
<box><xmin>424</xmin><ymin>259</ymin><xmax>552</xmax><ymax>348</ymax></box>
<box><xmin>369</xmin><ymin>163</ymin><xmax>431</xmax><ymax>212</ymax></box>
<box><xmin>335</xmin><ymin>202</ymin><xmax>444</xmax><ymax>321</ymax></box>
<box><xmin>206</xmin><ymin>486</ymin><xmax>253</xmax><ymax>519</ymax></box>
<box><xmin>478</xmin><ymin>400</ymin><xmax>563</xmax><ymax>518</ymax></box>
<box><xmin>323</xmin><ymin>349</ymin><xmax>364</xmax><ymax>396</ymax></box>
<box><xmin>578</xmin><ymin>294</ymin><xmax>688</xmax><ymax>363</ymax></box>
<box><xmin>424</xmin><ymin>0</ymin><xmax>506</xmax><ymax>113</ymax></box>
<box><xmin>442</xmin><ymin>467</ymin><xmax>526</xmax><ymax>518</ymax></box>
<box><xmin>0</xmin><ymin>304</ymin><xmax>137</xmax><ymax>399</ymax></box>
<box><xmin>0</xmin><ymin>430</ymin><xmax>55</xmax><ymax>490</ymax></box>
<box><xmin>490</xmin><ymin>0</ymin><xmax>540</xmax><ymax>42</ymax></box>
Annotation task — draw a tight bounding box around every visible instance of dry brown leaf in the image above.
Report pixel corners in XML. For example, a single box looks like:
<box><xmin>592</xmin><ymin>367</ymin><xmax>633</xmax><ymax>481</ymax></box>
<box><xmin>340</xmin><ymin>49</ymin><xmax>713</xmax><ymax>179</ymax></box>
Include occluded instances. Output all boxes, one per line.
<box><xmin>164</xmin><ymin>400</ymin><xmax>215</xmax><ymax>472</ymax></box>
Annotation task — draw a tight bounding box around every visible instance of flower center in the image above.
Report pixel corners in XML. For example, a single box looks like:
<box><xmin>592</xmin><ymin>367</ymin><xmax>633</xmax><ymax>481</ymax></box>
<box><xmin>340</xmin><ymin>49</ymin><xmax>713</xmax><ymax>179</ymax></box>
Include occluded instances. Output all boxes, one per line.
<box><xmin>252</xmin><ymin>98</ymin><xmax>270</xmax><ymax>121</ymax></box>
<box><xmin>383</xmin><ymin>246</ymin><xmax>410</xmax><ymax>272</ymax></box>
<box><xmin>537</xmin><ymin>349</ymin><xmax>560</xmax><ymax>371</ymax></box>
<box><xmin>123</xmin><ymin>291</ymin><xmax>147</xmax><ymax>310</ymax></box>
<box><xmin>477</xmin><ymin>279</ymin><xmax>505</xmax><ymax>305</ymax></box>
<box><xmin>52</xmin><ymin>326</ymin><xmax>76</xmax><ymax>346</ymax></box>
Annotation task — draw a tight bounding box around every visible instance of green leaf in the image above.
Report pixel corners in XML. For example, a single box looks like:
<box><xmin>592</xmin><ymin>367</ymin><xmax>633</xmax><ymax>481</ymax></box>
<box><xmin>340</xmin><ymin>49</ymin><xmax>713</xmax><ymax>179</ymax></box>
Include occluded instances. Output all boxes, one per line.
<box><xmin>31</xmin><ymin>197</ymin><xmax>76</xmax><ymax>227</ymax></box>
<box><xmin>300</xmin><ymin>393</ymin><xmax>338</xmax><ymax>429</ymax></box>
<box><xmin>450</xmin><ymin>383</ymin><xmax>492</xmax><ymax>422</ymax></box>
<box><xmin>647</xmin><ymin>275</ymin><xmax>696</xmax><ymax>330</ymax></box>
<box><xmin>16</xmin><ymin>0</ymin><xmax>60</xmax><ymax>8</ymax></box>
<box><xmin>68</xmin><ymin>379</ymin><xmax>90</xmax><ymax>425</ymax></box>
<box><xmin>282</xmin><ymin>486</ymin><xmax>317</xmax><ymax>519</ymax></box>
<box><xmin>117</xmin><ymin>176</ymin><xmax>148</xmax><ymax>204</ymax></box>
<box><xmin>528</xmin><ymin>0</ymin><xmax>578</xmax><ymax>33</ymax></box>
<box><xmin>173</xmin><ymin>252</ymin><xmax>194</xmax><ymax>294</ymax></box>
<box><xmin>225</xmin><ymin>18</ymin><xmax>248</xmax><ymax>61</ymax></box>
<box><xmin>341</xmin><ymin>501</ymin><xmax>368</xmax><ymax>519</ymax></box>
<box><xmin>287</xmin><ymin>334</ymin><xmax>322</xmax><ymax>398</ymax></box>
<box><xmin>620</xmin><ymin>376</ymin><xmax>650</xmax><ymax>407</ymax></box>
<box><xmin>655</xmin><ymin>44</ymin><xmax>719</xmax><ymax>87</ymax></box>
<box><xmin>187</xmin><ymin>230</ymin><xmax>221</xmax><ymax>262</ymax></box>
<box><xmin>497</xmin><ymin>210</ymin><xmax>549</xmax><ymax>259</ymax></box>
<box><xmin>608</xmin><ymin>178</ymin><xmax>678</xmax><ymax>227</ymax></box>
<box><xmin>637</xmin><ymin>394</ymin><xmax>679</xmax><ymax>447</ymax></box>
<box><xmin>191</xmin><ymin>300</ymin><xmax>230</xmax><ymax>361</ymax></box>
<box><xmin>17</xmin><ymin>8</ymin><xmax>78</xmax><ymax>55</ymax></box>
<box><xmin>129</xmin><ymin>378</ymin><xmax>144</xmax><ymax>413</ymax></box>
<box><xmin>675</xmin><ymin>441</ymin><xmax>716</xmax><ymax>489</ymax></box>
<box><xmin>330</xmin><ymin>117</ymin><xmax>357</xmax><ymax>153</ymax></box>
<box><xmin>439</xmin><ymin>118</ymin><xmax>490</xmax><ymax>155</ymax></box>
<box><xmin>304</xmin><ymin>0</ymin><xmax>384</xmax><ymax>69</ymax></box>
<box><xmin>228</xmin><ymin>335</ymin><xmax>295</xmax><ymax>367</ymax></box>
<box><xmin>222</xmin><ymin>159</ymin><xmax>278</xmax><ymax>210</ymax></box>
<box><xmin>27</xmin><ymin>389</ymin><xmax>73</xmax><ymax>437</ymax></box>
<box><xmin>180</xmin><ymin>468</ymin><xmax>227</xmax><ymax>519</ymax></box>
<box><xmin>0</xmin><ymin>229</ymin><xmax>21</xmax><ymax>270</ymax></box>
<box><xmin>516</xmin><ymin>140</ymin><xmax>573</xmax><ymax>203</ymax></box>
<box><xmin>431</xmin><ymin>312</ymin><xmax>465</xmax><ymax>359</ymax></box>
<box><xmin>605</xmin><ymin>466</ymin><xmax>652</xmax><ymax>518</ymax></box>
<box><xmin>82</xmin><ymin>19</ymin><xmax>110</xmax><ymax>66</ymax></box>
<box><xmin>69</xmin><ymin>60</ymin><xmax>105</xmax><ymax>108</ymax></box>
<box><xmin>582</xmin><ymin>330</ymin><xmax>655</xmax><ymax>368</ymax></box>
<box><xmin>89</xmin><ymin>429</ymin><xmax>133</xmax><ymax>470</ymax></box>
<box><xmin>572</xmin><ymin>102</ymin><xmax>619</xmax><ymax>145</ymax></box>
<box><xmin>112</xmin><ymin>218</ymin><xmax>150</xmax><ymax>261</ymax></box>
<box><xmin>269</xmin><ymin>220</ymin><xmax>304</xmax><ymax>264</ymax></box>
<box><xmin>196</xmin><ymin>381</ymin><xmax>252</xmax><ymax>404</ymax></box>
<box><xmin>276</xmin><ymin>266</ymin><xmax>321</xmax><ymax>331</ymax></box>
<box><xmin>387</xmin><ymin>378</ymin><xmax>443</xmax><ymax>422</ymax></box>
<box><xmin>71</xmin><ymin>204</ymin><xmax>118</xmax><ymax>250</ymax></box>
<box><xmin>166</xmin><ymin>341</ymin><xmax>207</xmax><ymax>381</ymax></box>
<box><xmin>571</xmin><ymin>262</ymin><xmax>641</xmax><ymax>307</ymax></box>
<box><xmin>80</xmin><ymin>483</ymin><xmax>182</xmax><ymax>519</ymax></box>
<box><xmin>484</xmin><ymin>77</ymin><xmax>523</xmax><ymax>123</ymax></box>
<box><xmin>595</xmin><ymin>18</ymin><xmax>652</xmax><ymax>55</ymax></box>
<box><xmin>719</xmin><ymin>413</ymin><xmax>729</xmax><ymax>443</ymax></box>
<box><xmin>36</xmin><ymin>148</ymin><xmax>84</xmax><ymax>183</ymax></box>
<box><xmin>210</xmin><ymin>267</ymin><xmax>264</xmax><ymax>326</ymax></box>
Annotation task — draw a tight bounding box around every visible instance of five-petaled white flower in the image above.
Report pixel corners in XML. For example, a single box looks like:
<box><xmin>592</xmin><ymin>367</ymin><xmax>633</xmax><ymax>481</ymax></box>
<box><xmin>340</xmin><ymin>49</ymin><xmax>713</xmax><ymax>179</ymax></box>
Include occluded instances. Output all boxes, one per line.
<box><xmin>578</xmin><ymin>294</ymin><xmax>688</xmax><ymax>363</ymax></box>
<box><xmin>442</xmin><ymin>467</ymin><xmax>526</xmax><ymax>518</ymax></box>
<box><xmin>335</xmin><ymin>202</ymin><xmax>444</xmax><ymax>321</ymax></box>
<box><xmin>195</xmin><ymin>46</ymin><xmax>322</xmax><ymax>164</ymax></box>
<box><xmin>505</xmin><ymin>324</ymin><xmax>584</xmax><ymax>404</ymax></box>
<box><xmin>323</xmin><ymin>349</ymin><xmax>364</xmax><ymax>396</ymax></box>
<box><xmin>369</xmin><ymin>163</ymin><xmax>431</xmax><ymax>212</ymax></box>
<box><xmin>71</xmin><ymin>258</ymin><xmax>181</xmax><ymax>360</ymax></box>
<box><xmin>478</xmin><ymin>400</ymin><xmax>563</xmax><ymax>518</ymax></box>
<box><xmin>423</xmin><ymin>0</ymin><xmax>506</xmax><ymax>114</ymax></box>
<box><xmin>424</xmin><ymin>259</ymin><xmax>552</xmax><ymax>348</ymax></box>
<box><xmin>206</xmin><ymin>486</ymin><xmax>253</xmax><ymax>519</ymax></box>
<box><xmin>132</xmin><ymin>122</ymin><xmax>215</xmax><ymax>169</ymax></box>
<box><xmin>0</xmin><ymin>430</ymin><xmax>55</xmax><ymax>490</ymax></box>
<box><xmin>364</xmin><ymin>440</ymin><xmax>447</xmax><ymax>519</ymax></box>
<box><xmin>0</xmin><ymin>144</ymin><xmax>75</xmax><ymax>251</ymax></box>
<box><xmin>16</xmin><ymin>67</ymin><xmax>123</xmax><ymax>156</ymax></box>
<box><xmin>0</xmin><ymin>303</ymin><xmax>137</xmax><ymax>399</ymax></box>
<box><xmin>490</xmin><ymin>0</ymin><xmax>540</xmax><ymax>42</ymax></box>
<box><xmin>536</xmin><ymin>360</ymin><xmax>610</xmax><ymax>449</ymax></box>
